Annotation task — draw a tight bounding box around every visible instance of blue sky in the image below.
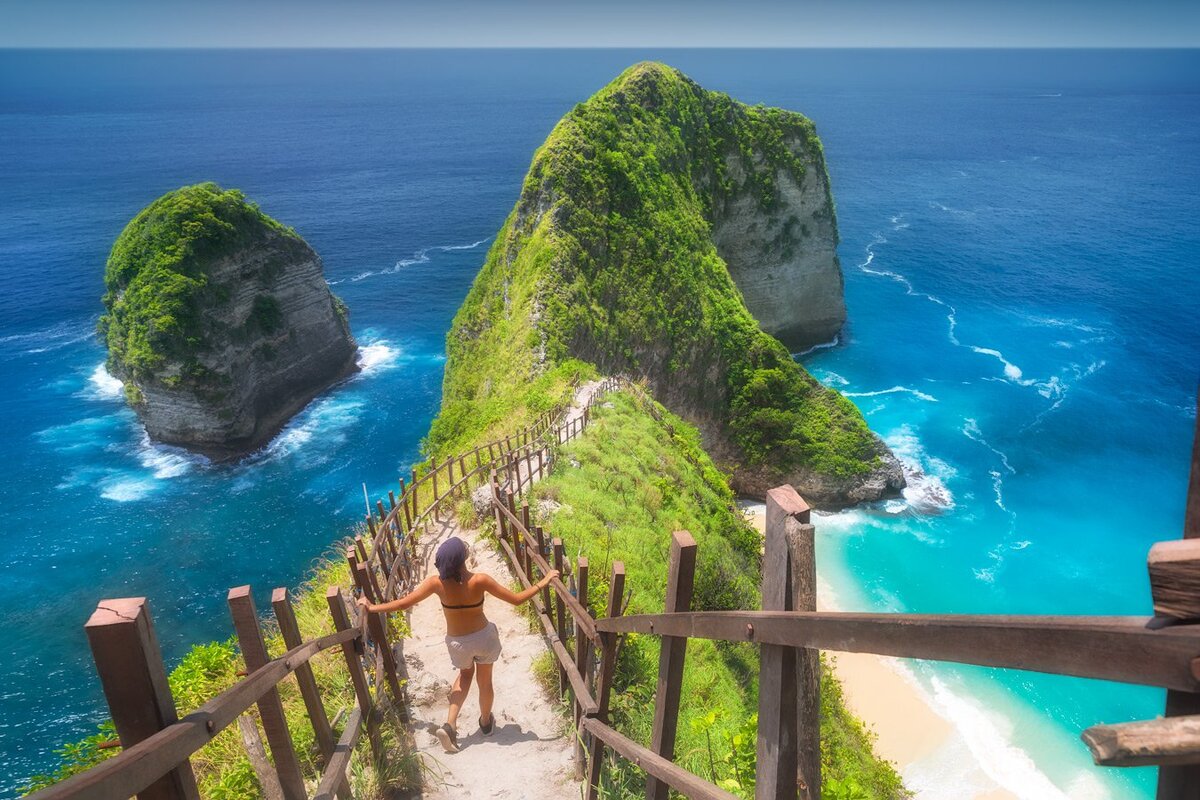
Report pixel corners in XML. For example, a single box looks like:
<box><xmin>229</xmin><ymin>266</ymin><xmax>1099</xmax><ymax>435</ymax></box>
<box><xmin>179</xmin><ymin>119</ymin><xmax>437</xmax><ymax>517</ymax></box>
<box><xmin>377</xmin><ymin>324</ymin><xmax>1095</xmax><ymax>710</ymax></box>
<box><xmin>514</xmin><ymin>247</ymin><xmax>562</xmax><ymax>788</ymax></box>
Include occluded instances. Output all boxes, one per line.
<box><xmin>1</xmin><ymin>0</ymin><xmax>1197</xmax><ymax>48</ymax></box>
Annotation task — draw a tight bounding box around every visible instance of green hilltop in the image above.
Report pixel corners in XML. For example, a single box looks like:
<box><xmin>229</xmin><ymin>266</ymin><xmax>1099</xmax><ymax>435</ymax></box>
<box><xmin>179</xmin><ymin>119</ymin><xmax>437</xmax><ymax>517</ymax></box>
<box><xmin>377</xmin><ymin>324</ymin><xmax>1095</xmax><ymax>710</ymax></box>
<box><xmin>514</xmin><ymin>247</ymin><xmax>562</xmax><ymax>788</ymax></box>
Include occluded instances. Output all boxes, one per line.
<box><xmin>430</xmin><ymin>62</ymin><xmax>898</xmax><ymax>503</ymax></box>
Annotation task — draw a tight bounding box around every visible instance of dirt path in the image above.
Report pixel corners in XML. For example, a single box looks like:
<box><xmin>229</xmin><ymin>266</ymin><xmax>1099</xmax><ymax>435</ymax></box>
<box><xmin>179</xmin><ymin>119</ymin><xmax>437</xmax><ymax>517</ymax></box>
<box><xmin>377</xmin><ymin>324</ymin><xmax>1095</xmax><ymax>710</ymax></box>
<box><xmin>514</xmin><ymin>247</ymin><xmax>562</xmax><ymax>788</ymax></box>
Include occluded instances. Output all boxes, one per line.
<box><xmin>397</xmin><ymin>381</ymin><xmax>604</xmax><ymax>798</ymax></box>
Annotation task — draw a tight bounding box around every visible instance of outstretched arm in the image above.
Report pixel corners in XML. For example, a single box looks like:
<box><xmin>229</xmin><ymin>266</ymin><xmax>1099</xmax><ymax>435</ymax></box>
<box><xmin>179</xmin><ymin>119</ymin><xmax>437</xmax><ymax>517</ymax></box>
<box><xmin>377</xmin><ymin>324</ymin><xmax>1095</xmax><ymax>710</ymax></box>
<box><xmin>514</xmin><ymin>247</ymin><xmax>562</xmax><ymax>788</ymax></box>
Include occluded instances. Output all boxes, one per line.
<box><xmin>358</xmin><ymin>575</ymin><xmax>438</xmax><ymax>614</ymax></box>
<box><xmin>482</xmin><ymin>570</ymin><xmax>560</xmax><ymax>606</ymax></box>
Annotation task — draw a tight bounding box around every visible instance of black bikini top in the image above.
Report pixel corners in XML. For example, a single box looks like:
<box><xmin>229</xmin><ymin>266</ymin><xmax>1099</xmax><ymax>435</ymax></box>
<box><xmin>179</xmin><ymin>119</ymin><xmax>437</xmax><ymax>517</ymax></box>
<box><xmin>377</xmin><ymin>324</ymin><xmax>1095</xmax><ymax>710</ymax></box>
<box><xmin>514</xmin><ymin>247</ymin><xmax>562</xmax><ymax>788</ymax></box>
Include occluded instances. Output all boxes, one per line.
<box><xmin>441</xmin><ymin>597</ymin><xmax>485</xmax><ymax>610</ymax></box>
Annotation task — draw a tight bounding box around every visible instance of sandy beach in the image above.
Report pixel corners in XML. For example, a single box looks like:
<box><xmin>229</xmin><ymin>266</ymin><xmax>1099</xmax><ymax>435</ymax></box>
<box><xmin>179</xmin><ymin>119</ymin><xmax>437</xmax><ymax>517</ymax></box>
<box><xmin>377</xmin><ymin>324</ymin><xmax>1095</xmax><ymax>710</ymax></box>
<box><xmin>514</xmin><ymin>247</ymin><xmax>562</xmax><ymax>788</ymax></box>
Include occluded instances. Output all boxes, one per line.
<box><xmin>739</xmin><ymin>500</ymin><xmax>1019</xmax><ymax>800</ymax></box>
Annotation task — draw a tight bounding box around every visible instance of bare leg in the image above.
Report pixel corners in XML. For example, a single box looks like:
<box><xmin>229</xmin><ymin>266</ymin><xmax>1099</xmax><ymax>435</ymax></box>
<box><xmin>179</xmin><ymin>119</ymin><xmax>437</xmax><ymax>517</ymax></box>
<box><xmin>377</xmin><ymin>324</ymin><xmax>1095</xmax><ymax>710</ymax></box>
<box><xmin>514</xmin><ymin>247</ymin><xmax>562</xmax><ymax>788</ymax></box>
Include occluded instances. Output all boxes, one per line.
<box><xmin>447</xmin><ymin>665</ymin><xmax>475</xmax><ymax>730</ymax></box>
<box><xmin>476</xmin><ymin>662</ymin><xmax>495</xmax><ymax>725</ymax></box>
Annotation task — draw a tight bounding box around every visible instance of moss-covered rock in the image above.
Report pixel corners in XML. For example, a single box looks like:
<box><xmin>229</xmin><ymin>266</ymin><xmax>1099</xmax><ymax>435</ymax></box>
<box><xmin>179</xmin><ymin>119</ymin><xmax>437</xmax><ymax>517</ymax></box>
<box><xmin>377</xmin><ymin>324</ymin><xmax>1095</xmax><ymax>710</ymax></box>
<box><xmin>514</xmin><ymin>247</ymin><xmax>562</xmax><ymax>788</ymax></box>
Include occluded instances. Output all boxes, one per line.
<box><xmin>434</xmin><ymin>63</ymin><xmax>902</xmax><ymax>506</ymax></box>
<box><xmin>100</xmin><ymin>183</ymin><xmax>358</xmax><ymax>459</ymax></box>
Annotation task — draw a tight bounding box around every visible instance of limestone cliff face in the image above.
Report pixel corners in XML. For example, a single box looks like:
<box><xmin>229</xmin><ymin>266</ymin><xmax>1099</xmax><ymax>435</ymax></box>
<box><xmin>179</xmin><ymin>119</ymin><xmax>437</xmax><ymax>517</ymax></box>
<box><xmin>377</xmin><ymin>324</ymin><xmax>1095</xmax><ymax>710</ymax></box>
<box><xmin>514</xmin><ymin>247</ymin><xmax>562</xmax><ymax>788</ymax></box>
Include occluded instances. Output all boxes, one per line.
<box><xmin>100</xmin><ymin>183</ymin><xmax>358</xmax><ymax>460</ymax></box>
<box><xmin>711</xmin><ymin>134</ymin><xmax>846</xmax><ymax>351</ymax></box>
<box><xmin>439</xmin><ymin>63</ymin><xmax>903</xmax><ymax>507</ymax></box>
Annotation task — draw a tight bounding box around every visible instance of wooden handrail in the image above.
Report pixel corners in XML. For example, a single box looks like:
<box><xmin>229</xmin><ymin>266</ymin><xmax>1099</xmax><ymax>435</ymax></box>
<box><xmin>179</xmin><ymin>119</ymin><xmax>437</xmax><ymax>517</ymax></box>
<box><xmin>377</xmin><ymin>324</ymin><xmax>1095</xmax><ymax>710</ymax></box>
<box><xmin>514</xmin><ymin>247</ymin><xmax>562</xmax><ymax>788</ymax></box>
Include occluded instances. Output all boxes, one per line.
<box><xmin>493</xmin><ymin>491</ymin><xmax>599</xmax><ymax>642</ymax></box>
<box><xmin>596</xmin><ymin>610</ymin><xmax>1200</xmax><ymax>692</ymax></box>
<box><xmin>580</xmin><ymin>717</ymin><xmax>738</xmax><ymax>800</ymax></box>
<box><xmin>28</xmin><ymin>627</ymin><xmax>361</xmax><ymax>800</ymax></box>
<box><xmin>1083</xmin><ymin>714</ymin><xmax>1200</xmax><ymax>767</ymax></box>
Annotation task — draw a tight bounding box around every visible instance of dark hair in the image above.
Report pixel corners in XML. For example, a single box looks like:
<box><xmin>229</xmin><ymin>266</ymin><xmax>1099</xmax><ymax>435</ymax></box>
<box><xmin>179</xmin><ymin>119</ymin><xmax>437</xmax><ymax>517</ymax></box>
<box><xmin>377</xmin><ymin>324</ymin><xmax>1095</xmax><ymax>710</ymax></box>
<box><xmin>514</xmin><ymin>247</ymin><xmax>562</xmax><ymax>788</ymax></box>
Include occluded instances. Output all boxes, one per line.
<box><xmin>435</xmin><ymin>537</ymin><xmax>469</xmax><ymax>582</ymax></box>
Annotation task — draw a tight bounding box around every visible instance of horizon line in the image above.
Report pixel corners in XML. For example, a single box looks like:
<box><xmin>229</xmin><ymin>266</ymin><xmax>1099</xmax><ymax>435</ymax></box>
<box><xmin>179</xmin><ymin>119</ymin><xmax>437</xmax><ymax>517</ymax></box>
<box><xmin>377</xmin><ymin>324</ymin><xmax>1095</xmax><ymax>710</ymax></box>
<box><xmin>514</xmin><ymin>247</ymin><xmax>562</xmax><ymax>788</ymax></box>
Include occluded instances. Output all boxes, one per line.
<box><xmin>3</xmin><ymin>44</ymin><xmax>1198</xmax><ymax>51</ymax></box>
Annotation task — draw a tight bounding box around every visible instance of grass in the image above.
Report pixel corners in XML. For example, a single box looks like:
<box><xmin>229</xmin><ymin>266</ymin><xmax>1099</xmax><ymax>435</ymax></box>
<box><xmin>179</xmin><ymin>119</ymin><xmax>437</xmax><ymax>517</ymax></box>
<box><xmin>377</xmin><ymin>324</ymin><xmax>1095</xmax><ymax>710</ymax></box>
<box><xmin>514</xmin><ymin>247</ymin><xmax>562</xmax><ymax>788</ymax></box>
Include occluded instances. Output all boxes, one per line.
<box><xmin>530</xmin><ymin>389</ymin><xmax>907</xmax><ymax>799</ymax></box>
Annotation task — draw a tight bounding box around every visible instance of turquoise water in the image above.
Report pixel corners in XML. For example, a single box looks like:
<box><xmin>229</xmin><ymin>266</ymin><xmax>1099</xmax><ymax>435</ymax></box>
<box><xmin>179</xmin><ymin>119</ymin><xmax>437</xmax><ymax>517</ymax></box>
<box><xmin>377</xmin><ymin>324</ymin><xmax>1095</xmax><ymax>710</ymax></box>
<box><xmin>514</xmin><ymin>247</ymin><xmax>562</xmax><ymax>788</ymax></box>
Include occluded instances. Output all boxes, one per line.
<box><xmin>0</xmin><ymin>49</ymin><xmax>1196</xmax><ymax>796</ymax></box>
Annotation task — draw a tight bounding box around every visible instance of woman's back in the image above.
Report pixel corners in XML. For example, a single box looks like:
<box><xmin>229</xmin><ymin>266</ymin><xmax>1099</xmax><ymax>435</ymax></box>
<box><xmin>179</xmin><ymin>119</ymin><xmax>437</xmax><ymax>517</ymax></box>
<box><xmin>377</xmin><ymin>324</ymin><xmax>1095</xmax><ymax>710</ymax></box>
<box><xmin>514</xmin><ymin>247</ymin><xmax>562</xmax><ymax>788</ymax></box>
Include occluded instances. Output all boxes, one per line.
<box><xmin>438</xmin><ymin>572</ymin><xmax>490</xmax><ymax>636</ymax></box>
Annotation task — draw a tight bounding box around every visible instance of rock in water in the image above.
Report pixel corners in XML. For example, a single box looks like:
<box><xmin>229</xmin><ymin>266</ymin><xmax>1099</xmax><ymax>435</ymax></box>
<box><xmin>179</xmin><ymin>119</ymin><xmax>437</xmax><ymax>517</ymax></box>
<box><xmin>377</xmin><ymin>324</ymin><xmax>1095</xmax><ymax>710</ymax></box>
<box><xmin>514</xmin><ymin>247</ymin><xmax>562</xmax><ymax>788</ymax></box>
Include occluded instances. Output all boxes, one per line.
<box><xmin>99</xmin><ymin>183</ymin><xmax>358</xmax><ymax>460</ymax></box>
<box><xmin>438</xmin><ymin>63</ymin><xmax>903</xmax><ymax>506</ymax></box>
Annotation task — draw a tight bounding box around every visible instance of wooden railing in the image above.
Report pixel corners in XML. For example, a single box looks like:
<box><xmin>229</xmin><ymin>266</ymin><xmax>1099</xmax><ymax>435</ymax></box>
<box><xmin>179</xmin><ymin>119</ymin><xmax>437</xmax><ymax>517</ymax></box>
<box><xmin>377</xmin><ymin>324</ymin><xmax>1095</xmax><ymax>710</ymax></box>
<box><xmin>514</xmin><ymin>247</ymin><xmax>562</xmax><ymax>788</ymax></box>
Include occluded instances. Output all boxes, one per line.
<box><xmin>28</xmin><ymin>588</ymin><xmax>378</xmax><ymax>800</ymax></box>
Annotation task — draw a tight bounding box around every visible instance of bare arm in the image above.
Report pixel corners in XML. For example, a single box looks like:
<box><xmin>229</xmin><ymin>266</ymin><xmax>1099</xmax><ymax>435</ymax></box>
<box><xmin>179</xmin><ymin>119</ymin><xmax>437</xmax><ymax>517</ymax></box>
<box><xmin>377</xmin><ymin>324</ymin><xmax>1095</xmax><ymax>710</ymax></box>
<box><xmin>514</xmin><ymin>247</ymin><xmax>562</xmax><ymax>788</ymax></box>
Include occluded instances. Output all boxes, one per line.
<box><xmin>358</xmin><ymin>575</ymin><xmax>438</xmax><ymax>614</ymax></box>
<box><xmin>482</xmin><ymin>570</ymin><xmax>559</xmax><ymax>606</ymax></box>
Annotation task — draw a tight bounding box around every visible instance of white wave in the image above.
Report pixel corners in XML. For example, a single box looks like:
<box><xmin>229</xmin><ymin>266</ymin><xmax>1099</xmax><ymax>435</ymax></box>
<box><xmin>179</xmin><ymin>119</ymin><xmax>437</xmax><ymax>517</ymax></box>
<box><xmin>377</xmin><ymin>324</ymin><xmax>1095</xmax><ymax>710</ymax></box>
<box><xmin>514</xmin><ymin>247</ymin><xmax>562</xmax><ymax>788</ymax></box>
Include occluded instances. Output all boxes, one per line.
<box><xmin>793</xmin><ymin>335</ymin><xmax>839</xmax><ymax>357</ymax></box>
<box><xmin>345</xmin><ymin>238</ymin><xmax>490</xmax><ymax>284</ymax></box>
<box><xmin>0</xmin><ymin>320</ymin><xmax>95</xmax><ymax>354</ymax></box>
<box><xmin>136</xmin><ymin>435</ymin><xmax>202</xmax><ymax>479</ymax></box>
<box><xmin>100</xmin><ymin>475</ymin><xmax>159</xmax><ymax>502</ymax></box>
<box><xmin>356</xmin><ymin>341</ymin><xmax>400</xmax><ymax>374</ymax></box>
<box><xmin>844</xmin><ymin>385</ymin><xmax>938</xmax><ymax>403</ymax></box>
<box><xmin>886</xmin><ymin>426</ymin><xmax>956</xmax><ymax>513</ymax></box>
<box><xmin>961</xmin><ymin>418</ymin><xmax>1015</xmax><ymax>475</ymax></box>
<box><xmin>815</xmin><ymin>370</ymin><xmax>849</xmax><ymax>387</ymax></box>
<box><xmin>87</xmin><ymin>364</ymin><xmax>124</xmax><ymax>401</ymax></box>
<box><xmin>927</xmin><ymin>675</ymin><xmax>1077</xmax><ymax>800</ymax></box>
<box><xmin>970</xmin><ymin>346</ymin><xmax>1025</xmax><ymax>382</ymax></box>
<box><xmin>251</xmin><ymin>395</ymin><xmax>366</xmax><ymax>466</ymax></box>
<box><xmin>929</xmin><ymin>201</ymin><xmax>974</xmax><ymax>219</ymax></box>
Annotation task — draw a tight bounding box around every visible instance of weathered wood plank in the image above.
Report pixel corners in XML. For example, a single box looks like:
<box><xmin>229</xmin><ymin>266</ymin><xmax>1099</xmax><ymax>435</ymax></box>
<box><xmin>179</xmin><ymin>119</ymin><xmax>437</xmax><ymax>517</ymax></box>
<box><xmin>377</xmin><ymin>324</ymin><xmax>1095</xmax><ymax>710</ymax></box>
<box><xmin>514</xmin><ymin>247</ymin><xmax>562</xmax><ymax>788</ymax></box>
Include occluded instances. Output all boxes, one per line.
<box><xmin>84</xmin><ymin>598</ymin><xmax>200</xmax><ymax>800</ymax></box>
<box><xmin>758</xmin><ymin>489</ymin><xmax>798</xmax><ymax>800</ymax></box>
<box><xmin>648</xmin><ymin>532</ymin><xmax>697</xmax><ymax>800</ymax></box>
<box><xmin>586</xmin><ymin>562</ymin><xmax>626</xmax><ymax>800</ymax></box>
<box><xmin>582</xmin><ymin>717</ymin><xmax>740</xmax><ymax>800</ymax></box>
<box><xmin>574</xmin><ymin>556</ymin><xmax>591</xmax><ymax>781</ymax></box>
<box><xmin>1149</xmin><ymin>540</ymin><xmax>1200</xmax><ymax>620</ymax></box>
<box><xmin>326</xmin><ymin>587</ymin><xmax>383</xmax><ymax>761</ymax></box>
<box><xmin>597</xmin><ymin>611</ymin><xmax>1200</xmax><ymax>692</ymax></box>
<box><xmin>1084</xmin><ymin>714</ymin><xmax>1200</xmax><ymax>767</ymax></box>
<box><xmin>236</xmin><ymin>715</ymin><xmax>284</xmax><ymax>800</ymax></box>
<box><xmin>311</xmin><ymin>707</ymin><xmax>364</xmax><ymax>800</ymax></box>
<box><xmin>228</xmin><ymin>587</ymin><xmax>307</xmax><ymax>800</ymax></box>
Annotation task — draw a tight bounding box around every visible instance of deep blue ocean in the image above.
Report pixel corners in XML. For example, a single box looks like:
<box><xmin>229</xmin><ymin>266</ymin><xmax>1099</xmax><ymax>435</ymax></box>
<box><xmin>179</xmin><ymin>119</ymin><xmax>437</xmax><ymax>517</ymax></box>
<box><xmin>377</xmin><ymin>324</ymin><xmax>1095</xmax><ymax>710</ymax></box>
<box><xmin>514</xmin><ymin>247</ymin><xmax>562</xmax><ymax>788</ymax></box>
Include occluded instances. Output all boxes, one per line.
<box><xmin>0</xmin><ymin>49</ymin><xmax>1196</xmax><ymax>798</ymax></box>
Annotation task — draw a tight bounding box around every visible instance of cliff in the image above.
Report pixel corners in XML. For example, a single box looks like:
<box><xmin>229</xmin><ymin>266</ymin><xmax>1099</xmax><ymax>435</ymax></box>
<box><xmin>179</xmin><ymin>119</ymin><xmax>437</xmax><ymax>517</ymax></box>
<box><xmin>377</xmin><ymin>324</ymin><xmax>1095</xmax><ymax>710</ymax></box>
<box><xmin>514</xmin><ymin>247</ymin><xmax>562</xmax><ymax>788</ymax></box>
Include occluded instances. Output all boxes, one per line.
<box><xmin>433</xmin><ymin>63</ymin><xmax>902</xmax><ymax>506</ymax></box>
<box><xmin>99</xmin><ymin>183</ymin><xmax>358</xmax><ymax>460</ymax></box>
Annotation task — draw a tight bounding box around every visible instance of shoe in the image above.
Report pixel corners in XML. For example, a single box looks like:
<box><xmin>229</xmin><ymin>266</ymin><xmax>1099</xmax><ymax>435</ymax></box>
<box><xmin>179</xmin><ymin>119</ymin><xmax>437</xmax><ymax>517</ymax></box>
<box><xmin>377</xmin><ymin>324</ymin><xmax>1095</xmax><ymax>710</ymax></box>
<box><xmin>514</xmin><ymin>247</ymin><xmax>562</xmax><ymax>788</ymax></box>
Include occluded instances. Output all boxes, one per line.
<box><xmin>435</xmin><ymin>723</ymin><xmax>460</xmax><ymax>753</ymax></box>
<box><xmin>479</xmin><ymin>713</ymin><xmax>494</xmax><ymax>736</ymax></box>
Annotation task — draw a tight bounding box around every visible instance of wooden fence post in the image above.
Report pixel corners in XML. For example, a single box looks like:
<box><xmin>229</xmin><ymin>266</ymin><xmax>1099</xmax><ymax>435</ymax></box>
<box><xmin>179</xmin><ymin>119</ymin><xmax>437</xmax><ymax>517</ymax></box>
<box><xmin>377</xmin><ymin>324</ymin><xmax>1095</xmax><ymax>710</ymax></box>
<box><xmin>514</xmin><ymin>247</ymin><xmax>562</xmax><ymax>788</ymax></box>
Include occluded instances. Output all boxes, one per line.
<box><xmin>271</xmin><ymin>588</ymin><xmax>351</xmax><ymax>800</ymax></box>
<box><xmin>85</xmin><ymin>597</ymin><xmax>200</xmax><ymax>800</ymax></box>
<box><xmin>756</xmin><ymin>486</ymin><xmax>815</xmax><ymax>800</ymax></box>
<box><xmin>536</xmin><ymin>526</ymin><xmax>552</xmax><ymax>612</ymax></box>
<box><xmin>587</xmin><ymin>562</ymin><xmax>626</xmax><ymax>800</ymax></box>
<box><xmin>431</xmin><ymin>458</ymin><xmax>439</xmax><ymax>520</ymax></box>
<box><xmin>270</xmin><ymin>589</ymin><xmax>336</xmax><ymax>759</ymax></box>
<box><xmin>352</xmin><ymin>563</ymin><xmax>403</xmax><ymax>699</ymax></box>
<box><xmin>574</xmin><ymin>557</ymin><xmax>591</xmax><ymax>780</ymax></box>
<box><xmin>227</xmin><ymin>586</ymin><xmax>307</xmax><ymax>800</ymax></box>
<box><xmin>1158</xmin><ymin>404</ymin><xmax>1200</xmax><ymax>800</ymax></box>
<box><xmin>647</xmin><ymin>531</ymin><xmax>697</xmax><ymax>800</ymax></box>
<box><xmin>553</xmin><ymin>537</ymin><xmax>569</xmax><ymax>695</ymax></box>
<box><xmin>326</xmin><ymin>587</ymin><xmax>383</xmax><ymax>759</ymax></box>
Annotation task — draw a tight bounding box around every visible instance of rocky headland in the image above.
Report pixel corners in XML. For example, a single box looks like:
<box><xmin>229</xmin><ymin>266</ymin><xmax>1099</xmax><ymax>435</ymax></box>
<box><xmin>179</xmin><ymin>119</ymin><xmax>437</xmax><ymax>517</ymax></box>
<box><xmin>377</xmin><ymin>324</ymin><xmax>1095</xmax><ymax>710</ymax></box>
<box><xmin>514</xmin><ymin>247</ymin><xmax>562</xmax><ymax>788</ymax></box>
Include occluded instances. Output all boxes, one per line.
<box><xmin>99</xmin><ymin>183</ymin><xmax>358</xmax><ymax>460</ymax></box>
<box><xmin>433</xmin><ymin>62</ymin><xmax>903</xmax><ymax>507</ymax></box>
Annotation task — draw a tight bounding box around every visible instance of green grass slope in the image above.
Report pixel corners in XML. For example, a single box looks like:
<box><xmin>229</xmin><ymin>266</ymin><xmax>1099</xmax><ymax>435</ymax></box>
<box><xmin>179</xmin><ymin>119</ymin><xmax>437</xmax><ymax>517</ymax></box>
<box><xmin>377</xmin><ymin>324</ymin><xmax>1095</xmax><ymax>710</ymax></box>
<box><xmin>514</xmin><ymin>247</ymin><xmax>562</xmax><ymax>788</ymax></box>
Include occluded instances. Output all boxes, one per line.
<box><xmin>430</xmin><ymin>62</ymin><xmax>895</xmax><ymax>502</ymax></box>
<box><xmin>529</xmin><ymin>388</ymin><xmax>906</xmax><ymax>798</ymax></box>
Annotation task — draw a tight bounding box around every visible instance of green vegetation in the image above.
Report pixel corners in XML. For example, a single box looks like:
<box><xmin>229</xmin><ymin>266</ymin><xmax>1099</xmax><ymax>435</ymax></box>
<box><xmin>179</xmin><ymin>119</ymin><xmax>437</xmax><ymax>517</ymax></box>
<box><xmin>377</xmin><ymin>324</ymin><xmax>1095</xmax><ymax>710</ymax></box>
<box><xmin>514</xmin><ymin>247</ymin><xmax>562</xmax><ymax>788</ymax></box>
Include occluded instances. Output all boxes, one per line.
<box><xmin>529</xmin><ymin>390</ymin><xmax>906</xmax><ymax>799</ymax></box>
<box><xmin>98</xmin><ymin>182</ymin><xmax>311</xmax><ymax>387</ymax></box>
<box><xmin>22</xmin><ymin>551</ymin><xmax>417</xmax><ymax>799</ymax></box>
<box><xmin>432</xmin><ymin>62</ymin><xmax>879</xmax><ymax>480</ymax></box>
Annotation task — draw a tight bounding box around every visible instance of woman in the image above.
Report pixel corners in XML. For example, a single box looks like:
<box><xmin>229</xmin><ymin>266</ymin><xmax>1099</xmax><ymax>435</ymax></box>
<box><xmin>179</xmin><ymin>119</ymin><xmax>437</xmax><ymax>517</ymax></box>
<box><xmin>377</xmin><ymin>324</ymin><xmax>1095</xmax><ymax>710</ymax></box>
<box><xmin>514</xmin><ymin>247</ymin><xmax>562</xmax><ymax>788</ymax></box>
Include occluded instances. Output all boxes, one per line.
<box><xmin>358</xmin><ymin>536</ymin><xmax>559</xmax><ymax>753</ymax></box>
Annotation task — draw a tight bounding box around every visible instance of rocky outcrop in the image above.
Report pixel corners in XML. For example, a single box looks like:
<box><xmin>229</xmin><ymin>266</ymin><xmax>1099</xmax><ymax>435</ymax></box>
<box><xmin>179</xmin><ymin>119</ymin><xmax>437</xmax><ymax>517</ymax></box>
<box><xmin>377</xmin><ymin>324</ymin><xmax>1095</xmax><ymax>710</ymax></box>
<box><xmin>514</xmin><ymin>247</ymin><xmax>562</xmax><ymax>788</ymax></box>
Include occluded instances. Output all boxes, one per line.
<box><xmin>712</xmin><ymin>136</ymin><xmax>846</xmax><ymax>351</ymax></box>
<box><xmin>100</xmin><ymin>183</ymin><xmax>358</xmax><ymax>460</ymax></box>
<box><xmin>437</xmin><ymin>63</ymin><xmax>903</xmax><ymax>507</ymax></box>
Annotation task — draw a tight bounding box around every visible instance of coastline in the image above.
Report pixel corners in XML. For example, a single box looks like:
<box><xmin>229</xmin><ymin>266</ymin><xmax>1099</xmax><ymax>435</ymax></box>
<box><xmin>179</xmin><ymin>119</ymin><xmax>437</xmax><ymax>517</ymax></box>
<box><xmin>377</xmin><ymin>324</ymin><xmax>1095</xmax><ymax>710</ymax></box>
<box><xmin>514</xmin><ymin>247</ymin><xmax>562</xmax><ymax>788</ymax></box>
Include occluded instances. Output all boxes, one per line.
<box><xmin>739</xmin><ymin>500</ymin><xmax>1018</xmax><ymax>800</ymax></box>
